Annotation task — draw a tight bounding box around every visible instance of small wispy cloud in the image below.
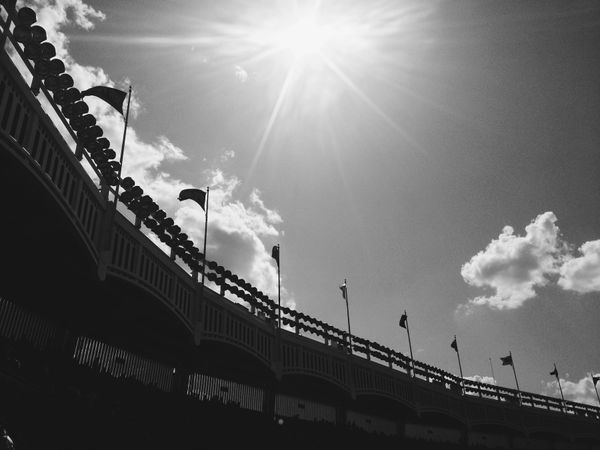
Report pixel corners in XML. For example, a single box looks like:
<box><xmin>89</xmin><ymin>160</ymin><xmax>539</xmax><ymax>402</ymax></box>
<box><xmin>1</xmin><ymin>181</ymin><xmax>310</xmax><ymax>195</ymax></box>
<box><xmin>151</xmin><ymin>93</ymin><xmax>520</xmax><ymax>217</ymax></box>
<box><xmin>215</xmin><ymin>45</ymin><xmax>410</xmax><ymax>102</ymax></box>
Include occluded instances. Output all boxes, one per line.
<box><xmin>234</xmin><ymin>65</ymin><xmax>249</xmax><ymax>83</ymax></box>
<box><xmin>220</xmin><ymin>149</ymin><xmax>236</xmax><ymax>163</ymax></box>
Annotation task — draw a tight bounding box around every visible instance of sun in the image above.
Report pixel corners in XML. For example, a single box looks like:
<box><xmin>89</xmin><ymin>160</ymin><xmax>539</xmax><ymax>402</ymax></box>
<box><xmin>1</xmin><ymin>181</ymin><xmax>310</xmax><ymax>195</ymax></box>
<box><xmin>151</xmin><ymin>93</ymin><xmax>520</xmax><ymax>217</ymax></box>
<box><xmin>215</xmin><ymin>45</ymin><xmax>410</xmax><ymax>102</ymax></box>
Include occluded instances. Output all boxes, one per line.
<box><xmin>278</xmin><ymin>17</ymin><xmax>329</xmax><ymax>57</ymax></box>
<box><xmin>182</xmin><ymin>0</ymin><xmax>434</xmax><ymax>170</ymax></box>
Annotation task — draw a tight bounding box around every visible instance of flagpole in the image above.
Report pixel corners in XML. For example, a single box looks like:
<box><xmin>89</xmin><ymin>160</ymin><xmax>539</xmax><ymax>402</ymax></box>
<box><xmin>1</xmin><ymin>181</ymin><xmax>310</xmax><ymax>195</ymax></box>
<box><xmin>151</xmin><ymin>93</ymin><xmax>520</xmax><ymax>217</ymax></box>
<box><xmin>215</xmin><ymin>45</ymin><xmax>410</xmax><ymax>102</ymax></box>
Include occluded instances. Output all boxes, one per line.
<box><xmin>201</xmin><ymin>186</ymin><xmax>209</xmax><ymax>287</ymax></box>
<box><xmin>277</xmin><ymin>244</ymin><xmax>281</xmax><ymax>329</ymax></box>
<box><xmin>591</xmin><ymin>372</ymin><xmax>600</xmax><ymax>406</ymax></box>
<box><xmin>404</xmin><ymin>310</ymin><xmax>415</xmax><ymax>377</ymax></box>
<box><xmin>99</xmin><ymin>86</ymin><xmax>131</xmax><ymax>260</ymax></box>
<box><xmin>113</xmin><ymin>85</ymin><xmax>132</xmax><ymax>208</ymax></box>
<box><xmin>509</xmin><ymin>351</ymin><xmax>521</xmax><ymax>404</ymax></box>
<box><xmin>489</xmin><ymin>357</ymin><xmax>495</xmax><ymax>381</ymax></box>
<box><xmin>344</xmin><ymin>279</ymin><xmax>352</xmax><ymax>353</ymax></box>
<box><xmin>553</xmin><ymin>363</ymin><xmax>565</xmax><ymax>403</ymax></box>
<box><xmin>454</xmin><ymin>336</ymin><xmax>464</xmax><ymax>381</ymax></box>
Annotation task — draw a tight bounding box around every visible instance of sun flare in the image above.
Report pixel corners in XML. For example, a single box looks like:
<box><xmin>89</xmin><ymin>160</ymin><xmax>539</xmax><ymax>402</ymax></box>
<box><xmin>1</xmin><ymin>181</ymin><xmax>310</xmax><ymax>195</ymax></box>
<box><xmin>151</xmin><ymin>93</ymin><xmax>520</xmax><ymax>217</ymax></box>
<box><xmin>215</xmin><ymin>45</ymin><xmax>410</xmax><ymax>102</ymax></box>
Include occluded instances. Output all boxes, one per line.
<box><xmin>178</xmin><ymin>1</ymin><xmax>436</xmax><ymax>171</ymax></box>
<box><xmin>278</xmin><ymin>17</ymin><xmax>329</xmax><ymax>57</ymax></box>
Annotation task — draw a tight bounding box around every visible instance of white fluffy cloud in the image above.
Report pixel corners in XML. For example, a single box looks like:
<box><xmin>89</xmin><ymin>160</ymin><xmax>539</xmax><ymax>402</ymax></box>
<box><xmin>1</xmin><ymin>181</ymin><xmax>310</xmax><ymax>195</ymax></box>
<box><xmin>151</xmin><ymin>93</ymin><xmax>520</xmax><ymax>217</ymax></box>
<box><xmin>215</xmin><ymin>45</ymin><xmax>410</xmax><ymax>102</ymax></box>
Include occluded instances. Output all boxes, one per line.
<box><xmin>465</xmin><ymin>375</ymin><xmax>496</xmax><ymax>385</ymax></box>
<box><xmin>461</xmin><ymin>212</ymin><xmax>566</xmax><ymax>310</ymax></box>
<box><xmin>542</xmin><ymin>375</ymin><xmax>599</xmax><ymax>406</ymax></box>
<box><xmin>14</xmin><ymin>1</ymin><xmax>293</xmax><ymax>303</ymax></box>
<box><xmin>558</xmin><ymin>240</ymin><xmax>600</xmax><ymax>294</ymax></box>
<box><xmin>173</xmin><ymin>168</ymin><xmax>294</xmax><ymax>307</ymax></box>
<box><xmin>461</xmin><ymin>211</ymin><xmax>600</xmax><ymax>311</ymax></box>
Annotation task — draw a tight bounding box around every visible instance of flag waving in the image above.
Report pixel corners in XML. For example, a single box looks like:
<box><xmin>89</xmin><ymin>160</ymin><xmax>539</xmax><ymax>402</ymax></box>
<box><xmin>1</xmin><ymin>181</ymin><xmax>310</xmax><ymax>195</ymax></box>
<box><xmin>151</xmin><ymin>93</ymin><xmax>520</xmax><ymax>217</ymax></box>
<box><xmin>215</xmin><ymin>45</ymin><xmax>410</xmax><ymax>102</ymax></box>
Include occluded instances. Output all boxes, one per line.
<box><xmin>271</xmin><ymin>245</ymin><xmax>280</xmax><ymax>268</ymax></box>
<box><xmin>339</xmin><ymin>280</ymin><xmax>347</xmax><ymax>300</ymax></box>
<box><xmin>550</xmin><ymin>367</ymin><xmax>558</xmax><ymax>377</ymax></box>
<box><xmin>451</xmin><ymin>336</ymin><xmax>458</xmax><ymax>352</ymax></box>
<box><xmin>81</xmin><ymin>86</ymin><xmax>127</xmax><ymax>115</ymax></box>
<box><xmin>178</xmin><ymin>188</ymin><xmax>206</xmax><ymax>210</ymax></box>
<box><xmin>500</xmin><ymin>354</ymin><xmax>513</xmax><ymax>366</ymax></box>
<box><xmin>399</xmin><ymin>312</ymin><xmax>407</xmax><ymax>329</ymax></box>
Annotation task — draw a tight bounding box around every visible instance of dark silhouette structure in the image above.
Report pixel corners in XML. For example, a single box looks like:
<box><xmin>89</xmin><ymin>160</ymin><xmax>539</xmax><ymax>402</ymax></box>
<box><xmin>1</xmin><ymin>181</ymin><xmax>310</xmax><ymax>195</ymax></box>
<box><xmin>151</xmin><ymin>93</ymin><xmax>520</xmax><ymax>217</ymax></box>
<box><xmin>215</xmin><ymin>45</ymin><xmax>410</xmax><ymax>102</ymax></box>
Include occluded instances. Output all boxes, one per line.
<box><xmin>0</xmin><ymin>3</ymin><xmax>599</xmax><ymax>449</ymax></box>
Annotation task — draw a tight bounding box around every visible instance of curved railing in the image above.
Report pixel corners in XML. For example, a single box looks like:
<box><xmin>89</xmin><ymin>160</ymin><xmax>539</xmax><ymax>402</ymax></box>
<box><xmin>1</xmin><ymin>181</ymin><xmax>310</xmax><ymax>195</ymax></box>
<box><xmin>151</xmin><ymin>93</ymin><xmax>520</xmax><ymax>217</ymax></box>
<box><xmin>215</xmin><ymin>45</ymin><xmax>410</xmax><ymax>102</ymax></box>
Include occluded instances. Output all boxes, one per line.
<box><xmin>1</xmin><ymin>2</ymin><xmax>599</xmax><ymax>424</ymax></box>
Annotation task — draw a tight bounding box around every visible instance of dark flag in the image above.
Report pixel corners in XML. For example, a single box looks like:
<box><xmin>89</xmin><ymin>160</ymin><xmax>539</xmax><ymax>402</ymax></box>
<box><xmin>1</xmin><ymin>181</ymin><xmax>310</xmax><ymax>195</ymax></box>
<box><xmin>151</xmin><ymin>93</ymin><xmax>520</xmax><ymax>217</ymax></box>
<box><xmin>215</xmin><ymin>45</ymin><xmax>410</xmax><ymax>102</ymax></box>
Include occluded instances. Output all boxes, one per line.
<box><xmin>81</xmin><ymin>86</ymin><xmax>127</xmax><ymax>115</ymax></box>
<box><xmin>271</xmin><ymin>245</ymin><xmax>280</xmax><ymax>268</ymax></box>
<box><xmin>178</xmin><ymin>188</ymin><xmax>206</xmax><ymax>210</ymax></box>
<box><xmin>550</xmin><ymin>367</ymin><xmax>558</xmax><ymax>377</ymax></box>
<box><xmin>500</xmin><ymin>354</ymin><xmax>513</xmax><ymax>366</ymax></box>
<box><xmin>399</xmin><ymin>312</ymin><xmax>407</xmax><ymax>329</ymax></box>
<box><xmin>593</xmin><ymin>375</ymin><xmax>600</xmax><ymax>385</ymax></box>
<box><xmin>339</xmin><ymin>281</ymin><xmax>347</xmax><ymax>300</ymax></box>
<box><xmin>451</xmin><ymin>336</ymin><xmax>458</xmax><ymax>352</ymax></box>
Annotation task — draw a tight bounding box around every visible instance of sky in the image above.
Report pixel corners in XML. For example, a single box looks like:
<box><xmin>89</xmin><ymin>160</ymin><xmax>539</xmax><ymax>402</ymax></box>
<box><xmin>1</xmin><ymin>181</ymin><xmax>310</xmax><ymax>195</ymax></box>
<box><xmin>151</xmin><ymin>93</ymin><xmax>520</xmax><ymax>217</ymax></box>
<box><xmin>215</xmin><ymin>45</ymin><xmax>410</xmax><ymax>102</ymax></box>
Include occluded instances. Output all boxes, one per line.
<box><xmin>12</xmin><ymin>0</ymin><xmax>600</xmax><ymax>404</ymax></box>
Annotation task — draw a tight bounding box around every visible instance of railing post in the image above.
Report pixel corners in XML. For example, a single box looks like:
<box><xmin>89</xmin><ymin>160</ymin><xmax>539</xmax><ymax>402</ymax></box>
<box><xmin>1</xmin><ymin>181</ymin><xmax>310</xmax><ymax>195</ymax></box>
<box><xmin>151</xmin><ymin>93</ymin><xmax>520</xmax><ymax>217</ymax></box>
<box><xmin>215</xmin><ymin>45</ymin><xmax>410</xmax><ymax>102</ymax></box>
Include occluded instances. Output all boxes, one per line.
<box><xmin>23</xmin><ymin>110</ymin><xmax>38</xmax><ymax>151</ymax></box>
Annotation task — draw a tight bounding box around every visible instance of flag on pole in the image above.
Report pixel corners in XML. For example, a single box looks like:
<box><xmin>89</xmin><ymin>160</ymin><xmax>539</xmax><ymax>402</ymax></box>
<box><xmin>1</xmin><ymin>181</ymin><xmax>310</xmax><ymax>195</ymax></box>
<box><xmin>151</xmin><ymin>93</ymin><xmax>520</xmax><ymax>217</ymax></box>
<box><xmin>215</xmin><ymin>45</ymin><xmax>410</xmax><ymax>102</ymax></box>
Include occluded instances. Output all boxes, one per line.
<box><xmin>81</xmin><ymin>86</ymin><xmax>127</xmax><ymax>115</ymax></box>
<box><xmin>550</xmin><ymin>367</ymin><xmax>558</xmax><ymax>377</ymax></box>
<box><xmin>399</xmin><ymin>312</ymin><xmax>407</xmax><ymax>329</ymax></box>
<box><xmin>339</xmin><ymin>281</ymin><xmax>347</xmax><ymax>300</ymax></box>
<box><xmin>593</xmin><ymin>374</ymin><xmax>600</xmax><ymax>385</ymax></box>
<box><xmin>500</xmin><ymin>354</ymin><xmax>513</xmax><ymax>366</ymax></box>
<box><xmin>178</xmin><ymin>188</ymin><xmax>206</xmax><ymax>210</ymax></box>
<box><xmin>451</xmin><ymin>336</ymin><xmax>458</xmax><ymax>352</ymax></box>
<box><xmin>271</xmin><ymin>245</ymin><xmax>280</xmax><ymax>268</ymax></box>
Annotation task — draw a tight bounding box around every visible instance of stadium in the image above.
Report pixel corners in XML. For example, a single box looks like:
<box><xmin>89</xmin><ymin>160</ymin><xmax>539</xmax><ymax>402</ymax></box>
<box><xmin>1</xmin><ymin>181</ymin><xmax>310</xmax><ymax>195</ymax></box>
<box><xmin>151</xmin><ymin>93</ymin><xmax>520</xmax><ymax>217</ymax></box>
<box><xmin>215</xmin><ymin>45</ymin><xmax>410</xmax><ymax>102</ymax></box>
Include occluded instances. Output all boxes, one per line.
<box><xmin>1</xmin><ymin>2</ymin><xmax>599</xmax><ymax>449</ymax></box>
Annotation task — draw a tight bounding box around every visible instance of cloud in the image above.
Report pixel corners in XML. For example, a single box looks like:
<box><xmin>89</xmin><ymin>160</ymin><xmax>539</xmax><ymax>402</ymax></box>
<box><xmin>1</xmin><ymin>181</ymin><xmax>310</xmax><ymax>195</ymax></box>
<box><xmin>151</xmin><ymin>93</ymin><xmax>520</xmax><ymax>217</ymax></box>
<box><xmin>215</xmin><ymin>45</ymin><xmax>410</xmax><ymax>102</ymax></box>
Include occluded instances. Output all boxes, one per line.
<box><xmin>33</xmin><ymin>0</ymin><xmax>105</xmax><ymax>37</ymax></box>
<box><xmin>14</xmin><ymin>1</ymin><xmax>294</xmax><ymax>304</ymax></box>
<box><xmin>174</xmin><ymin>168</ymin><xmax>289</xmax><ymax>302</ymax></box>
<box><xmin>461</xmin><ymin>212</ymin><xmax>566</xmax><ymax>310</ymax></box>
<box><xmin>542</xmin><ymin>375</ymin><xmax>599</xmax><ymax>406</ymax></box>
<box><xmin>220</xmin><ymin>149</ymin><xmax>235</xmax><ymax>163</ymax></box>
<box><xmin>234</xmin><ymin>65</ymin><xmax>249</xmax><ymax>83</ymax></box>
<box><xmin>465</xmin><ymin>375</ymin><xmax>496</xmax><ymax>385</ymax></box>
<box><xmin>558</xmin><ymin>240</ymin><xmax>600</xmax><ymax>294</ymax></box>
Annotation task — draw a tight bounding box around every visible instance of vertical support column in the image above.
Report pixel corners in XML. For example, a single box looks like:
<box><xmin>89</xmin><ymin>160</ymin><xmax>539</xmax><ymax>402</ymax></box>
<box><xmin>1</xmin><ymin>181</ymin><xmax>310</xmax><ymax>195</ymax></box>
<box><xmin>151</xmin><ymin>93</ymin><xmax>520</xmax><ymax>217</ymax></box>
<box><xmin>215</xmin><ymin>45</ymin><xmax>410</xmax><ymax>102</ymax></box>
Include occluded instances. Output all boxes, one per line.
<box><xmin>193</xmin><ymin>281</ymin><xmax>205</xmax><ymax>346</ymax></box>
<box><xmin>335</xmin><ymin>403</ymin><xmax>347</xmax><ymax>429</ymax></box>
<box><xmin>172</xmin><ymin>365</ymin><xmax>191</xmax><ymax>397</ymax></box>
<box><xmin>96</xmin><ymin>192</ymin><xmax>114</xmax><ymax>281</ymax></box>
<box><xmin>262</xmin><ymin>384</ymin><xmax>276</xmax><ymax>419</ymax></box>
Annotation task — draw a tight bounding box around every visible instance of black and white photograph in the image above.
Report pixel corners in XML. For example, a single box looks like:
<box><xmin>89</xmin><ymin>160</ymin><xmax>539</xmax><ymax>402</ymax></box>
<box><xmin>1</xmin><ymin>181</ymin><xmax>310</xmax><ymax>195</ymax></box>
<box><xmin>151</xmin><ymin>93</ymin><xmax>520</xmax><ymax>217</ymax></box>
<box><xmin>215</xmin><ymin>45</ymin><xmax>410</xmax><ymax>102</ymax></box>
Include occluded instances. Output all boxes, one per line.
<box><xmin>1</xmin><ymin>0</ymin><xmax>599</xmax><ymax>448</ymax></box>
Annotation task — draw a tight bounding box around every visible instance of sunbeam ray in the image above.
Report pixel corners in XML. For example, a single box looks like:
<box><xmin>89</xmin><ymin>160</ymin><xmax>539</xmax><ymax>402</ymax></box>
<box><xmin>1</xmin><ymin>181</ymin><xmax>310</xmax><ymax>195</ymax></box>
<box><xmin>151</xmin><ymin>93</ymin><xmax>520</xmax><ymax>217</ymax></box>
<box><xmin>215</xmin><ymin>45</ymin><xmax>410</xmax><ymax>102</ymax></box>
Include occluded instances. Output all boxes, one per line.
<box><xmin>248</xmin><ymin>60</ymin><xmax>299</xmax><ymax>177</ymax></box>
<box><xmin>320</xmin><ymin>54</ymin><xmax>421</xmax><ymax>151</ymax></box>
